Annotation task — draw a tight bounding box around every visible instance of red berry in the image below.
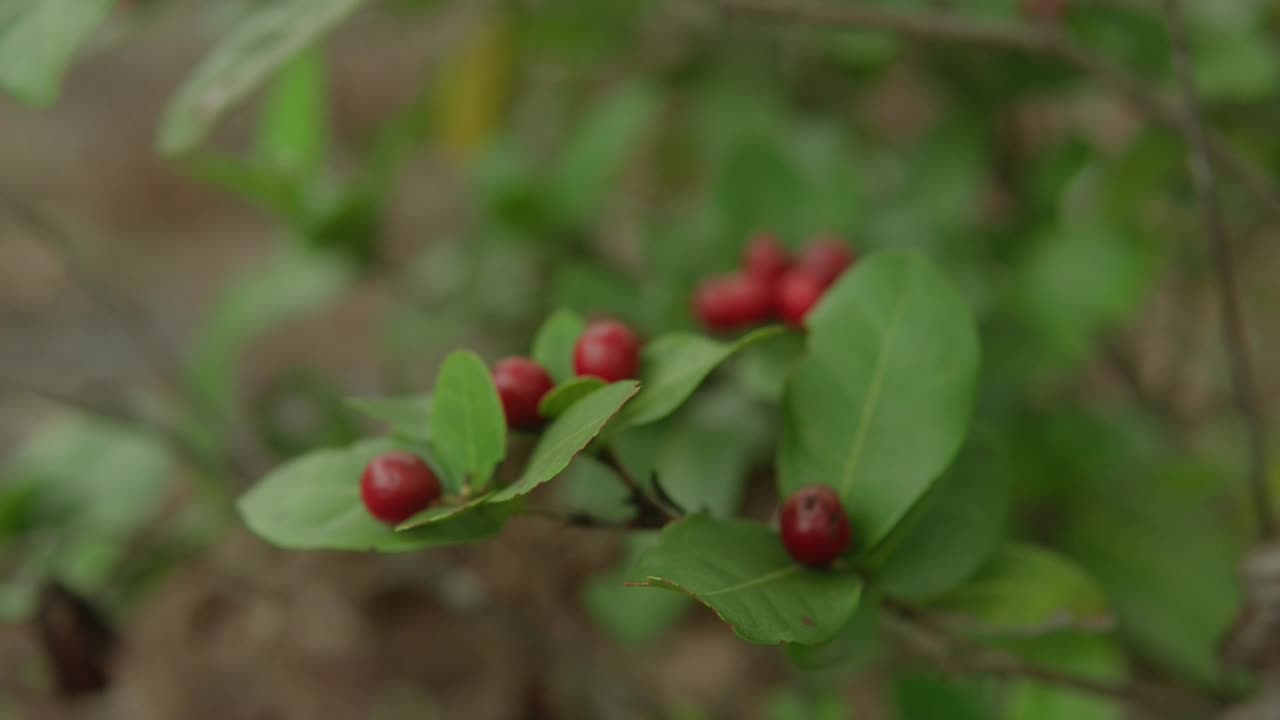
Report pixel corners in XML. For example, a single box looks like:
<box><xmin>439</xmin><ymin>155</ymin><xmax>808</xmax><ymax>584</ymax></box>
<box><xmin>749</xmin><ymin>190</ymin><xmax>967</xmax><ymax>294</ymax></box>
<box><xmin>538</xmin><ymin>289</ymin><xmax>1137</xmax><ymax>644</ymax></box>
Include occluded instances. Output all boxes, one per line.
<box><xmin>693</xmin><ymin>273</ymin><xmax>773</xmax><ymax>332</ymax></box>
<box><xmin>743</xmin><ymin>233</ymin><xmax>790</xmax><ymax>285</ymax></box>
<box><xmin>799</xmin><ymin>237</ymin><xmax>855</xmax><ymax>287</ymax></box>
<box><xmin>780</xmin><ymin>485</ymin><xmax>852</xmax><ymax>568</ymax></box>
<box><xmin>573</xmin><ymin>320</ymin><xmax>641</xmax><ymax>382</ymax></box>
<box><xmin>775</xmin><ymin>268</ymin><xmax>826</xmax><ymax>328</ymax></box>
<box><xmin>360</xmin><ymin>452</ymin><xmax>442</xmax><ymax>525</ymax></box>
<box><xmin>493</xmin><ymin>357</ymin><xmax>554</xmax><ymax>429</ymax></box>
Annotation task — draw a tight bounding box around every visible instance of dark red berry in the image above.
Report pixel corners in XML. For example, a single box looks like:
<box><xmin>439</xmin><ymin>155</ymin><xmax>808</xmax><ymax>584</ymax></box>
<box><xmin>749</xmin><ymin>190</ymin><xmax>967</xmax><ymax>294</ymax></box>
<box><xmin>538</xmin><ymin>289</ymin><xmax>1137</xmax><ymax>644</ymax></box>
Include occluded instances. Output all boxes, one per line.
<box><xmin>775</xmin><ymin>268</ymin><xmax>826</xmax><ymax>328</ymax></box>
<box><xmin>743</xmin><ymin>233</ymin><xmax>791</xmax><ymax>285</ymax></box>
<box><xmin>573</xmin><ymin>320</ymin><xmax>641</xmax><ymax>382</ymax></box>
<box><xmin>693</xmin><ymin>273</ymin><xmax>773</xmax><ymax>332</ymax></box>
<box><xmin>799</xmin><ymin>237</ymin><xmax>855</xmax><ymax>287</ymax></box>
<box><xmin>780</xmin><ymin>485</ymin><xmax>852</xmax><ymax>568</ymax></box>
<box><xmin>493</xmin><ymin>357</ymin><xmax>554</xmax><ymax>429</ymax></box>
<box><xmin>360</xmin><ymin>452</ymin><xmax>442</xmax><ymax>525</ymax></box>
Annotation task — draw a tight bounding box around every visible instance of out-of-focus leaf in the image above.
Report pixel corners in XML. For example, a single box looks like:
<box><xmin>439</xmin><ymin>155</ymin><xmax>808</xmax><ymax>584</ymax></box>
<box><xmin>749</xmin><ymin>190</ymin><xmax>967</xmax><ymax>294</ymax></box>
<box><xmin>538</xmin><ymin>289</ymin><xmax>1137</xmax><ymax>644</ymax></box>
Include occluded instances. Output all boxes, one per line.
<box><xmin>435</xmin><ymin>11</ymin><xmax>511</xmax><ymax>162</ymax></box>
<box><xmin>531</xmin><ymin>308</ymin><xmax>585</xmax><ymax>382</ymax></box>
<box><xmin>255</xmin><ymin>46</ymin><xmax>329</xmax><ymax>178</ymax></box>
<box><xmin>539</xmin><ymin>377</ymin><xmax>606</xmax><ymax>419</ymax></box>
<box><xmin>584</xmin><ymin>533</ymin><xmax>690</xmax><ymax>646</ymax></box>
<box><xmin>764</xmin><ymin>688</ymin><xmax>851</xmax><ymax>720</ymax></box>
<box><xmin>345</xmin><ymin>394</ymin><xmax>431</xmax><ymax>442</ymax></box>
<box><xmin>1005</xmin><ymin>634</ymin><xmax>1125</xmax><ymax>720</ymax></box>
<box><xmin>785</xmin><ymin>592</ymin><xmax>882</xmax><ymax>673</ymax></box>
<box><xmin>895</xmin><ymin>672</ymin><xmax>991</xmax><ymax>720</ymax></box>
<box><xmin>559</xmin><ymin>455</ymin><xmax>632</xmax><ymax>524</ymax></box>
<box><xmin>159</xmin><ymin>0</ymin><xmax>369</xmax><ymax>154</ymax></box>
<box><xmin>0</xmin><ymin>0</ymin><xmax>117</xmax><ymax>106</ymax></box>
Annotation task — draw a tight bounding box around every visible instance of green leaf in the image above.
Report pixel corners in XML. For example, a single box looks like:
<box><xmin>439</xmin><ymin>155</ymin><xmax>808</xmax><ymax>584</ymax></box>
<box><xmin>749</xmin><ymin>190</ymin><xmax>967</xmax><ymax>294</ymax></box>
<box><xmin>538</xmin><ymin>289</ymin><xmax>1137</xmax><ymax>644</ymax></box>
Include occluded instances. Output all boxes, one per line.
<box><xmin>396</xmin><ymin>493</ymin><xmax>494</xmax><ymax>530</ymax></box>
<box><xmin>158</xmin><ymin>0</ymin><xmax>369</xmax><ymax>154</ymax></box>
<box><xmin>559</xmin><ymin>456</ymin><xmax>633</xmax><ymax>524</ymax></box>
<box><xmin>765</xmin><ymin>689</ymin><xmax>851</xmax><ymax>720</ymax></box>
<box><xmin>531</xmin><ymin>308</ymin><xmax>585</xmax><ymax>382</ymax></box>
<box><xmin>630</xmin><ymin>515</ymin><xmax>862</xmax><ymax>645</ymax></box>
<box><xmin>345</xmin><ymin>394</ymin><xmax>431</xmax><ymax>442</ymax></box>
<box><xmin>255</xmin><ymin>46</ymin><xmax>329</xmax><ymax>178</ymax></box>
<box><xmin>538</xmin><ymin>376</ymin><xmax>605</xmax><ymax>420</ymax></box>
<box><xmin>785</xmin><ymin>593</ymin><xmax>882</xmax><ymax>673</ymax></box>
<box><xmin>0</xmin><ymin>0</ymin><xmax>117</xmax><ymax>107</ymax></box>
<box><xmin>895</xmin><ymin>673</ymin><xmax>991</xmax><ymax>720</ymax></box>
<box><xmin>584</xmin><ymin>534</ymin><xmax>690</xmax><ymax>646</ymax></box>
<box><xmin>620</xmin><ymin>326</ymin><xmax>785</xmax><ymax>427</ymax></box>
<box><xmin>1006</xmin><ymin>635</ymin><xmax>1124</xmax><ymax>720</ymax></box>
<box><xmin>549</xmin><ymin>82</ymin><xmax>660</xmax><ymax>227</ymax></box>
<box><xmin>430</xmin><ymin>350</ymin><xmax>506</xmax><ymax>491</ymax></box>
<box><xmin>238</xmin><ymin>438</ymin><xmax>514</xmax><ymax>551</ymax></box>
<box><xmin>779</xmin><ymin>250</ymin><xmax>980</xmax><ymax>545</ymax></box>
<box><xmin>870</xmin><ymin>439</ymin><xmax>1011</xmax><ymax>601</ymax></box>
<box><xmin>932</xmin><ymin>544</ymin><xmax>1109</xmax><ymax>633</ymax></box>
<box><xmin>489</xmin><ymin>381</ymin><xmax>639</xmax><ymax>503</ymax></box>
<box><xmin>188</xmin><ymin>248</ymin><xmax>352</xmax><ymax>431</ymax></box>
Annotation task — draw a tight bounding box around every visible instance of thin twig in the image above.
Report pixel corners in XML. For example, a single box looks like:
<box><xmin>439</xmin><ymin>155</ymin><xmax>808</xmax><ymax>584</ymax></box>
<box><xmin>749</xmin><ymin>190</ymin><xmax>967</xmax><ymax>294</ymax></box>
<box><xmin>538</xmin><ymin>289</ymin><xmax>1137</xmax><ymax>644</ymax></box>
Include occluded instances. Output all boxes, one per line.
<box><xmin>718</xmin><ymin>0</ymin><xmax>1280</xmax><ymax>222</ymax></box>
<box><xmin>0</xmin><ymin>198</ymin><xmax>182</xmax><ymax>387</ymax></box>
<box><xmin>1161</xmin><ymin>0</ymin><xmax>1273</xmax><ymax>540</ymax></box>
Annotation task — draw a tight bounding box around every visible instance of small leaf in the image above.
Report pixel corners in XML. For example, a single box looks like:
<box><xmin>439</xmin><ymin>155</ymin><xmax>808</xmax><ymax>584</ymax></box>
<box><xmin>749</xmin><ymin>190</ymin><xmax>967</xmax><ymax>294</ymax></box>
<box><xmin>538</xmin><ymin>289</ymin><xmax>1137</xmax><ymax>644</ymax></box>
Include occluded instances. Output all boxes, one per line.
<box><xmin>238</xmin><ymin>438</ymin><xmax>515</xmax><ymax>552</ymax></box>
<box><xmin>779</xmin><ymin>250</ymin><xmax>979</xmax><ymax>545</ymax></box>
<box><xmin>397</xmin><ymin>493</ymin><xmax>493</xmax><ymax>530</ymax></box>
<box><xmin>531</xmin><ymin>308</ymin><xmax>585</xmax><ymax>382</ymax></box>
<box><xmin>0</xmin><ymin>0</ymin><xmax>117</xmax><ymax>107</ymax></box>
<box><xmin>430</xmin><ymin>351</ymin><xmax>506</xmax><ymax>491</ymax></box>
<box><xmin>489</xmin><ymin>381</ymin><xmax>639</xmax><ymax>503</ymax></box>
<box><xmin>620</xmin><ymin>326</ymin><xmax>785</xmax><ymax>427</ymax></box>
<box><xmin>254</xmin><ymin>46</ymin><xmax>329</xmax><ymax>178</ymax></box>
<box><xmin>345</xmin><ymin>394</ymin><xmax>431</xmax><ymax>442</ymax></box>
<box><xmin>538</xmin><ymin>376</ymin><xmax>604</xmax><ymax>420</ymax></box>
<box><xmin>158</xmin><ymin>0</ymin><xmax>369</xmax><ymax>154</ymax></box>
<box><xmin>630</xmin><ymin>515</ymin><xmax>862</xmax><ymax>645</ymax></box>
<box><xmin>932</xmin><ymin>544</ymin><xmax>1109</xmax><ymax>633</ymax></box>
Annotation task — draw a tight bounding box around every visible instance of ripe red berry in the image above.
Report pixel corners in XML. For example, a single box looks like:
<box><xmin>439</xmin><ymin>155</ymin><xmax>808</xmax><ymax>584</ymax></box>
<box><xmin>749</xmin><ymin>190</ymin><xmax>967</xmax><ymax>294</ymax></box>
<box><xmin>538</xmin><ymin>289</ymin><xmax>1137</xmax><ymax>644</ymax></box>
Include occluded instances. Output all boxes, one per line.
<box><xmin>693</xmin><ymin>273</ymin><xmax>773</xmax><ymax>332</ymax></box>
<box><xmin>573</xmin><ymin>320</ymin><xmax>641</xmax><ymax>382</ymax></box>
<box><xmin>744</xmin><ymin>233</ymin><xmax>790</xmax><ymax>285</ymax></box>
<box><xmin>493</xmin><ymin>357</ymin><xmax>555</xmax><ymax>429</ymax></box>
<box><xmin>360</xmin><ymin>452</ymin><xmax>442</xmax><ymax>525</ymax></box>
<box><xmin>775</xmin><ymin>268</ymin><xmax>826</xmax><ymax>328</ymax></box>
<box><xmin>799</xmin><ymin>237</ymin><xmax>855</xmax><ymax>287</ymax></box>
<box><xmin>780</xmin><ymin>485</ymin><xmax>852</xmax><ymax>568</ymax></box>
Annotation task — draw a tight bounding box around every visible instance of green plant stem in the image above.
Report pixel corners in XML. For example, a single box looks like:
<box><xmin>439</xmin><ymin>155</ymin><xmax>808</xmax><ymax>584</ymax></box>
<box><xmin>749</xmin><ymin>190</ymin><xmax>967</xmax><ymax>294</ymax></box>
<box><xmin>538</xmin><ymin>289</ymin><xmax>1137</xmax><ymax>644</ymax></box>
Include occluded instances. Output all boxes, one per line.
<box><xmin>1160</xmin><ymin>0</ymin><xmax>1274</xmax><ymax>541</ymax></box>
<box><xmin>718</xmin><ymin>0</ymin><xmax>1280</xmax><ymax>224</ymax></box>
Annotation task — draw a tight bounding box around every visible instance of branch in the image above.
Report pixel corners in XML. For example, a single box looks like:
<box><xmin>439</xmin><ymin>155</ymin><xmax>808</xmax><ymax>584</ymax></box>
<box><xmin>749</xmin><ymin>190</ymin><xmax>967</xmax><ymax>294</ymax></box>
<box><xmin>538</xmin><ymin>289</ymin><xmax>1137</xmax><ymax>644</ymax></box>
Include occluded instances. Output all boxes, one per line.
<box><xmin>718</xmin><ymin>0</ymin><xmax>1280</xmax><ymax>222</ymax></box>
<box><xmin>885</xmin><ymin>603</ymin><xmax>1218</xmax><ymax>719</ymax></box>
<box><xmin>1161</xmin><ymin>0</ymin><xmax>1274</xmax><ymax>540</ymax></box>
<box><xmin>598</xmin><ymin>448</ymin><xmax>681</xmax><ymax>526</ymax></box>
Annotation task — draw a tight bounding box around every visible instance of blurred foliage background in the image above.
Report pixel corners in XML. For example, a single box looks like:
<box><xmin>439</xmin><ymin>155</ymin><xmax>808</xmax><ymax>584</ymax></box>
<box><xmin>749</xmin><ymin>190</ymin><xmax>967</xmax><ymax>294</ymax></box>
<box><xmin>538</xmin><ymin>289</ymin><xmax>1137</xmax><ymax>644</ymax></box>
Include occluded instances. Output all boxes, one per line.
<box><xmin>1</xmin><ymin>0</ymin><xmax>1279</xmax><ymax>717</ymax></box>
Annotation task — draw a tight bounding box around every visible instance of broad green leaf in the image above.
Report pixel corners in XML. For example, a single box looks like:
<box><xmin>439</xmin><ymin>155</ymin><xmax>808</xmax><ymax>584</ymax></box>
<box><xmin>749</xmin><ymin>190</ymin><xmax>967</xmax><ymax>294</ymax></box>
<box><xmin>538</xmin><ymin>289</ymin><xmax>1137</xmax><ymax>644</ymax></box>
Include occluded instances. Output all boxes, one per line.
<box><xmin>531</xmin><ymin>308</ymin><xmax>585</xmax><ymax>382</ymax></box>
<box><xmin>549</xmin><ymin>82</ymin><xmax>661</xmax><ymax>227</ymax></box>
<box><xmin>238</xmin><ymin>437</ymin><xmax>514</xmax><ymax>551</ymax></box>
<box><xmin>630</xmin><ymin>515</ymin><xmax>862</xmax><ymax>645</ymax></box>
<box><xmin>158</xmin><ymin>0</ymin><xmax>369</xmax><ymax>154</ymax></box>
<box><xmin>584</xmin><ymin>534</ymin><xmax>689</xmax><ymax>646</ymax></box>
<box><xmin>654</xmin><ymin>386</ymin><xmax>771</xmax><ymax>517</ymax></box>
<box><xmin>430</xmin><ymin>351</ymin><xmax>506</xmax><ymax>491</ymax></box>
<box><xmin>181</xmin><ymin>152</ymin><xmax>303</xmax><ymax>222</ymax></box>
<box><xmin>895</xmin><ymin>673</ymin><xmax>991</xmax><ymax>720</ymax></box>
<box><xmin>870</xmin><ymin>438</ymin><xmax>1011</xmax><ymax>601</ymax></box>
<box><xmin>933</xmin><ymin>544</ymin><xmax>1108</xmax><ymax>633</ymax></box>
<box><xmin>490</xmin><ymin>381</ymin><xmax>639</xmax><ymax>502</ymax></box>
<box><xmin>1006</xmin><ymin>635</ymin><xmax>1124</xmax><ymax>720</ymax></box>
<box><xmin>620</xmin><ymin>326</ymin><xmax>784</xmax><ymax>427</ymax></box>
<box><xmin>0</xmin><ymin>0</ymin><xmax>117</xmax><ymax>107</ymax></box>
<box><xmin>779</xmin><ymin>250</ymin><xmax>979</xmax><ymax>544</ymax></box>
<box><xmin>538</xmin><ymin>376</ymin><xmax>604</xmax><ymax>419</ymax></box>
<box><xmin>559</xmin><ymin>456</ymin><xmax>632</xmax><ymax>524</ymax></box>
<box><xmin>255</xmin><ymin>46</ymin><xmax>329</xmax><ymax>178</ymax></box>
<box><xmin>345</xmin><ymin>394</ymin><xmax>431</xmax><ymax>442</ymax></box>
<box><xmin>188</xmin><ymin>248</ymin><xmax>352</xmax><ymax>432</ymax></box>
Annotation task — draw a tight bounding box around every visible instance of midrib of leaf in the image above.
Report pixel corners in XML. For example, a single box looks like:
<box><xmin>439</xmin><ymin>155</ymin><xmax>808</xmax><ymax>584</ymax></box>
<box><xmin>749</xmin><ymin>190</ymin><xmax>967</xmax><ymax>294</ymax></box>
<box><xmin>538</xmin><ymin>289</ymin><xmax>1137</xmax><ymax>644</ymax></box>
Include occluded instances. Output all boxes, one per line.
<box><xmin>461</xmin><ymin>371</ymin><xmax>481</xmax><ymax>472</ymax></box>
<box><xmin>836</xmin><ymin>284</ymin><xmax>909</xmax><ymax>498</ymax></box>
<box><xmin>702</xmin><ymin>565</ymin><xmax>800</xmax><ymax>597</ymax></box>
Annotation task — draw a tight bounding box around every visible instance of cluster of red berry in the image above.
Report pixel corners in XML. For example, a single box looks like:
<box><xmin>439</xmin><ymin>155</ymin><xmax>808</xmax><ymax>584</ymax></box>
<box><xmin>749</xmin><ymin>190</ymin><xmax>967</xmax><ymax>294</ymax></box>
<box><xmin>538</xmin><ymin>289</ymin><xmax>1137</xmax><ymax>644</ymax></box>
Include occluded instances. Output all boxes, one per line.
<box><xmin>359</xmin><ymin>320</ymin><xmax>644</xmax><ymax>525</ymax></box>
<box><xmin>693</xmin><ymin>233</ymin><xmax>856</xmax><ymax>331</ymax></box>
